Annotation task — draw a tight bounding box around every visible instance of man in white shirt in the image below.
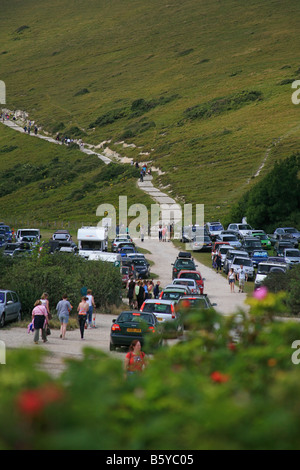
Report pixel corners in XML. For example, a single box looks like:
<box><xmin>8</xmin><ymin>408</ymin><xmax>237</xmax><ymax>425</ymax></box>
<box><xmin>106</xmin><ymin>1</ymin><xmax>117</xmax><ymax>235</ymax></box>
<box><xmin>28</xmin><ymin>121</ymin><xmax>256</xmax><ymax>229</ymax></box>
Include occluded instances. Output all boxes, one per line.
<box><xmin>237</xmin><ymin>265</ymin><xmax>247</xmax><ymax>293</ymax></box>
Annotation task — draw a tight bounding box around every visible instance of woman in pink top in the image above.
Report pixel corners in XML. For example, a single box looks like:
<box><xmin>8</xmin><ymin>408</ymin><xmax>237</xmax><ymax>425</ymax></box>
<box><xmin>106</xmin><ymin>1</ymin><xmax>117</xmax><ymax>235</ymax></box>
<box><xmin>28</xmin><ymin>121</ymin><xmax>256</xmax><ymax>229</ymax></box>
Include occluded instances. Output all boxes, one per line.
<box><xmin>32</xmin><ymin>300</ymin><xmax>48</xmax><ymax>344</ymax></box>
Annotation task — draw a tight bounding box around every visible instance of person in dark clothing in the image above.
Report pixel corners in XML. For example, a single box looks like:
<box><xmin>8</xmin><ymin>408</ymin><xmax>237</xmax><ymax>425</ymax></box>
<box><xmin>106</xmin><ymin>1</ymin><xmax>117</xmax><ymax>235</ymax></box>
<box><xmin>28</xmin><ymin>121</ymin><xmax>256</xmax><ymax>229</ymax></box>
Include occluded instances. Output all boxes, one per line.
<box><xmin>137</xmin><ymin>281</ymin><xmax>145</xmax><ymax>309</ymax></box>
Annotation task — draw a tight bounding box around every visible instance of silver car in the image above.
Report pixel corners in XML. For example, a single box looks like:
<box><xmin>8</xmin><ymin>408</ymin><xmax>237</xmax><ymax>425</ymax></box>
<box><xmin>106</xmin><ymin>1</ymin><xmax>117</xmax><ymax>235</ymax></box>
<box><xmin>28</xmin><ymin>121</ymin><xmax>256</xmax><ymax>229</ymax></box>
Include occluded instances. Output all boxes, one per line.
<box><xmin>231</xmin><ymin>256</ymin><xmax>255</xmax><ymax>280</ymax></box>
<box><xmin>172</xmin><ymin>278</ymin><xmax>200</xmax><ymax>294</ymax></box>
<box><xmin>0</xmin><ymin>290</ymin><xmax>22</xmax><ymax>327</ymax></box>
<box><xmin>140</xmin><ymin>299</ymin><xmax>182</xmax><ymax>329</ymax></box>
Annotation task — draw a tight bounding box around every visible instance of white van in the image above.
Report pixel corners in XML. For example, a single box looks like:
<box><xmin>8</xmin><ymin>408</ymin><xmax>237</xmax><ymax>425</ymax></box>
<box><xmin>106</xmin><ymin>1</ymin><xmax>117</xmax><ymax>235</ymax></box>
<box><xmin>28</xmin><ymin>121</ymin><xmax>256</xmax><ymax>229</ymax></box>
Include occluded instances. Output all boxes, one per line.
<box><xmin>77</xmin><ymin>226</ymin><xmax>108</xmax><ymax>260</ymax></box>
<box><xmin>16</xmin><ymin>228</ymin><xmax>41</xmax><ymax>243</ymax></box>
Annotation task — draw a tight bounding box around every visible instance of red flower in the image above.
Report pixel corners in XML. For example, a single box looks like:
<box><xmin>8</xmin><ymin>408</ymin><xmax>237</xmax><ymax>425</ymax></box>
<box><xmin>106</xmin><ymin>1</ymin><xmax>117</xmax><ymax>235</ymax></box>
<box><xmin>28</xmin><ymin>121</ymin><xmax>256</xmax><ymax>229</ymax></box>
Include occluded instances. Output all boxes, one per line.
<box><xmin>16</xmin><ymin>384</ymin><xmax>64</xmax><ymax>417</ymax></box>
<box><xmin>227</xmin><ymin>342</ymin><xmax>236</xmax><ymax>351</ymax></box>
<box><xmin>210</xmin><ymin>371</ymin><xmax>230</xmax><ymax>383</ymax></box>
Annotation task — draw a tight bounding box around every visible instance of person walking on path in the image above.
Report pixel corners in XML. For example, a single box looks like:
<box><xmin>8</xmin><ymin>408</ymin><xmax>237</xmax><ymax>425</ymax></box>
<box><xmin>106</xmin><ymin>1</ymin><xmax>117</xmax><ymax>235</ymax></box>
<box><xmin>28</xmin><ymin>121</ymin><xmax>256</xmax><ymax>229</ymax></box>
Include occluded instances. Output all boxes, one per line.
<box><xmin>124</xmin><ymin>340</ymin><xmax>147</xmax><ymax>378</ymax></box>
<box><xmin>77</xmin><ymin>296</ymin><xmax>89</xmax><ymax>339</ymax></box>
<box><xmin>127</xmin><ymin>278</ymin><xmax>135</xmax><ymax>308</ymax></box>
<box><xmin>227</xmin><ymin>268</ymin><xmax>236</xmax><ymax>293</ymax></box>
<box><xmin>237</xmin><ymin>264</ymin><xmax>247</xmax><ymax>293</ymax></box>
<box><xmin>86</xmin><ymin>289</ymin><xmax>96</xmax><ymax>328</ymax></box>
<box><xmin>153</xmin><ymin>281</ymin><xmax>160</xmax><ymax>299</ymax></box>
<box><xmin>40</xmin><ymin>292</ymin><xmax>51</xmax><ymax>319</ymax></box>
<box><xmin>32</xmin><ymin>300</ymin><xmax>48</xmax><ymax>344</ymax></box>
<box><xmin>56</xmin><ymin>294</ymin><xmax>72</xmax><ymax>340</ymax></box>
<box><xmin>215</xmin><ymin>252</ymin><xmax>222</xmax><ymax>273</ymax></box>
<box><xmin>137</xmin><ymin>281</ymin><xmax>145</xmax><ymax>309</ymax></box>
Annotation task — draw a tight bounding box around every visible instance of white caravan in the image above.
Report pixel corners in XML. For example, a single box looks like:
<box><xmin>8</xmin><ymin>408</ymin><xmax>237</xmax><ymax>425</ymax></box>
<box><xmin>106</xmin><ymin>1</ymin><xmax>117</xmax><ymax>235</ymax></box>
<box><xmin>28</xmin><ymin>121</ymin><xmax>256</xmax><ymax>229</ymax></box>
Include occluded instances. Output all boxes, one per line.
<box><xmin>77</xmin><ymin>226</ymin><xmax>108</xmax><ymax>261</ymax></box>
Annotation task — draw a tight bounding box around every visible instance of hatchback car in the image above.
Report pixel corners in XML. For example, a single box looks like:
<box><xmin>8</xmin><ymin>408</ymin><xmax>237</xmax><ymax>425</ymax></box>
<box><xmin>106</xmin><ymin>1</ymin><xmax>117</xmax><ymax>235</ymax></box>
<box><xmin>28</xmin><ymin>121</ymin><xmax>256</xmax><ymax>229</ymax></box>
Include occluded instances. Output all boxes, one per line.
<box><xmin>140</xmin><ymin>299</ymin><xmax>183</xmax><ymax>333</ymax></box>
<box><xmin>109</xmin><ymin>310</ymin><xmax>159</xmax><ymax>350</ymax></box>
<box><xmin>241</xmin><ymin>237</ymin><xmax>262</xmax><ymax>255</ymax></box>
<box><xmin>283</xmin><ymin>248</ymin><xmax>300</xmax><ymax>265</ymax></box>
<box><xmin>177</xmin><ymin>270</ymin><xmax>204</xmax><ymax>293</ymax></box>
<box><xmin>216</xmin><ymin>234</ymin><xmax>242</xmax><ymax>248</ymax></box>
<box><xmin>131</xmin><ymin>259</ymin><xmax>150</xmax><ymax>279</ymax></box>
<box><xmin>172</xmin><ymin>278</ymin><xmax>200</xmax><ymax>294</ymax></box>
<box><xmin>159</xmin><ymin>286</ymin><xmax>190</xmax><ymax>302</ymax></box>
<box><xmin>251</xmin><ymin>250</ymin><xmax>269</xmax><ymax>268</ymax></box>
<box><xmin>251</xmin><ymin>232</ymin><xmax>272</xmax><ymax>250</ymax></box>
<box><xmin>191</xmin><ymin>235</ymin><xmax>212</xmax><ymax>251</ymax></box>
<box><xmin>176</xmin><ymin>294</ymin><xmax>214</xmax><ymax>329</ymax></box>
<box><xmin>0</xmin><ymin>290</ymin><xmax>22</xmax><ymax>328</ymax></box>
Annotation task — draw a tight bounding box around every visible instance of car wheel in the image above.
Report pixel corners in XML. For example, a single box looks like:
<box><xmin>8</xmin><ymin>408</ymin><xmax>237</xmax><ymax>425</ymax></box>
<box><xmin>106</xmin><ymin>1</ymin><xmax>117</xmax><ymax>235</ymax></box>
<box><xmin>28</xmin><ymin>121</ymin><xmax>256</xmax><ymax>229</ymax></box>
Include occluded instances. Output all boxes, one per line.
<box><xmin>109</xmin><ymin>342</ymin><xmax>116</xmax><ymax>351</ymax></box>
<box><xmin>0</xmin><ymin>314</ymin><xmax>5</xmax><ymax>328</ymax></box>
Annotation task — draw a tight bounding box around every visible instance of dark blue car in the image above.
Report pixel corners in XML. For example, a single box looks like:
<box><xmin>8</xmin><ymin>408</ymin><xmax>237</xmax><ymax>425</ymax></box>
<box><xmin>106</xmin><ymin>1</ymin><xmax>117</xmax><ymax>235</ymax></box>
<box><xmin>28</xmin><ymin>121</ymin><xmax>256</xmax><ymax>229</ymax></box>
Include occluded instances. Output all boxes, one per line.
<box><xmin>251</xmin><ymin>250</ymin><xmax>268</xmax><ymax>268</ymax></box>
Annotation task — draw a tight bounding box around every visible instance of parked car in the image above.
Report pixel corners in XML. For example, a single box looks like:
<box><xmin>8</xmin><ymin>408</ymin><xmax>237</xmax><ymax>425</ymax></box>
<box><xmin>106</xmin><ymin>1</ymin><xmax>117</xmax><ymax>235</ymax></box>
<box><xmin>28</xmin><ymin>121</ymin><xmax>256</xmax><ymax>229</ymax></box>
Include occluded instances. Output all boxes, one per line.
<box><xmin>52</xmin><ymin>230</ymin><xmax>72</xmax><ymax>242</ymax></box>
<box><xmin>121</xmin><ymin>266</ymin><xmax>130</xmax><ymax>287</ymax></box>
<box><xmin>172</xmin><ymin>278</ymin><xmax>200</xmax><ymax>294</ymax></box>
<box><xmin>216</xmin><ymin>244</ymin><xmax>232</xmax><ymax>265</ymax></box>
<box><xmin>58</xmin><ymin>241</ymin><xmax>78</xmax><ymax>253</ymax></box>
<box><xmin>172</xmin><ymin>252</ymin><xmax>197</xmax><ymax>279</ymax></box>
<box><xmin>0</xmin><ymin>290</ymin><xmax>22</xmax><ymax>328</ymax></box>
<box><xmin>131</xmin><ymin>258</ymin><xmax>150</xmax><ymax>279</ymax></box>
<box><xmin>251</xmin><ymin>232</ymin><xmax>272</xmax><ymax>250</ymax></box>
<box><xmin>140</xmin><ymin>299</ymin><xmax>182</xmax><ymax>330</ymax></box>
<box><xmin>240</xmin><ymin>237</ymin><xmax>262</xmax><ymax>255</ymax></box>
<box><xmin>177</xmin><ymin>270</ymin><xmax>204</xmax><ymax>293</ymax></box>
<box><xmin>212</xmin><ymin>241</ymin><xmax>230</xmax><ymax>253</ymax></box>
<box><xmin>274</xmin><ymin>240</ymin><xmax>295</xmax><ymax>257</ymax></box>
<box><xmin>0</xmin><ymin>234</ymin><xmax>8</xmax><ymax>248</ymax></box>
<box><xmin>159</xmin><ymin>286</ymin><xmax>191</xmax><ymax>302</ymax></box>
<box><xmin>2</xmin><ymin>242</ymin><xmax>20</xmax><ymax>256</ymax></box>
<box><xmin>223</xmin><ymin>249</ymin><xmax>249</xmax><ymax>274</ymax></box>
<box><xmin>283</xmin><ymin>248</ymin><xmax>300</xmax><ymax>265</ymax></box>
<box><xmin>0</xmin><ymin>225</ymin><xmax>12</xmax><ymax>242</ymax></box>
<box><xmin>111</xmin><ymin>237</ymin><xmax>134</xmax><ymax>252</ymax></box>
<box><xmin>273</xmin><ymin>227</ymin><xmax>300</xmax><ymax>243</ymax></box>
<box><xmin>121</xmin><ymin>257</ymin><xmax>136</xmax><ymax>278</ymax></box>
<box><xmin>176</xmin><ymin>294</ymin><xmax>215</xmax><ymax>329</ymax></box>
<box><xmin>16</xmin><ymin>229</ymin><xmax>41</xmax><ymax>243</ymax></box>
<box><xmin>109</xmin><ymin>310</ymin><xmax>159</xmax><ymax>350</ymax></box>
<box><xmin>227</xmin><ymin>223</ymin><xmax>254</xmax><ymax>237</ymax></box>
<box><xmin>216</xmin><ymin>233</ymin><xmax>242</xmax><ymax>248</ymax></box>
<box><xmin>251</xmin><ymin>250</ymin><xmax>269</xmax><ymax>268</ymax></box>
<box><xmin>191</xmin><ymin>235</ymin><xmax>212</xmax><ymax>251</ymax></box>
<box><xmin>205</xmin><ymin>222</ymin><xmax>224</xmax><ymax>240</ymax></box>
<box><xmin>118</xmin><ymin>245</ymin><xmax>137</xmax><ymax>257</ymax></box>
<box><xmin>231</xmin><ymin>256</ymin><xmax>255</xmax><ymax>280</ymax></box>
<box><xmin>254</xmin><ymin>260</ymin><xmax>290</xmax><ymax>289</ymax></box>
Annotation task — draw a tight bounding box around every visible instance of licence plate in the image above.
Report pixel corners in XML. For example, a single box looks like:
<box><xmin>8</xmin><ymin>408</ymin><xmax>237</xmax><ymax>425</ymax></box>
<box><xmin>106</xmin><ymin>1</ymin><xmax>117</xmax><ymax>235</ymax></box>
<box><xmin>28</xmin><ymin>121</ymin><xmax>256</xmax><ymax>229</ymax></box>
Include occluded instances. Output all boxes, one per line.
<box><xmin>127</xmin><ymin>328</ymin><xmax>141</xmax><ymax>333</ymax></box>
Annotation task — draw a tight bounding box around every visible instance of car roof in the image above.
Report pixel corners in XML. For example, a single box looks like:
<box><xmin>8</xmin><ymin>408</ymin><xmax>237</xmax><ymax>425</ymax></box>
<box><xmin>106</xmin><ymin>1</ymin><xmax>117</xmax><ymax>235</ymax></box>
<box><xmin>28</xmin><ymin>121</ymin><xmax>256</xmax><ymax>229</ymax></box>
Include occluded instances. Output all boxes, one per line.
<box><xmin>173</xmin><ymin>278</ymin><xmax>197</xmax><ymax>283</ymax></box>
<box><xmin>143</xmin><ymin>299</ymin><xmax>175</xmax><ymax>305</ymax></box>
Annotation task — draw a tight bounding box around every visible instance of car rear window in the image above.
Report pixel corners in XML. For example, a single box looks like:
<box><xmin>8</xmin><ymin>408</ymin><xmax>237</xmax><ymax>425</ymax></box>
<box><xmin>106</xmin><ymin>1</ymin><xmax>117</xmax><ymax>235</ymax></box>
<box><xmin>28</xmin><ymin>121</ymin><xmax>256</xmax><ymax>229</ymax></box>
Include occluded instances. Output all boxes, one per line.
<box><xmin>118</xmin><ymin>312</ymin><xmax>153</xmax><ymax>323</ymax></box>
<box><xmin>179</xmin><ymin>272</ymin><xmax>201</xmax><ymax>280</ymax></box>
<box><xmin>143</xmin><ymin>303</ymin><xmax>172</xmax><ymax>314</ymax></box>
<box><xmin>178</xmin><ymin>298</ymin><xmax>208</xmax><ymax>309</ymax></box>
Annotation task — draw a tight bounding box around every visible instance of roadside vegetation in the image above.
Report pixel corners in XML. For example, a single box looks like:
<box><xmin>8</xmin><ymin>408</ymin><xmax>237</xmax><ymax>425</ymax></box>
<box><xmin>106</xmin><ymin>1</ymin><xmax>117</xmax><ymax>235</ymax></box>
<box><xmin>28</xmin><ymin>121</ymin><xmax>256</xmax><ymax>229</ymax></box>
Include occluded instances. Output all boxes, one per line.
<box><xmin>2</xmin><ymin>290</ymin><xmax>300</xmax><ymax>449</ymax></box>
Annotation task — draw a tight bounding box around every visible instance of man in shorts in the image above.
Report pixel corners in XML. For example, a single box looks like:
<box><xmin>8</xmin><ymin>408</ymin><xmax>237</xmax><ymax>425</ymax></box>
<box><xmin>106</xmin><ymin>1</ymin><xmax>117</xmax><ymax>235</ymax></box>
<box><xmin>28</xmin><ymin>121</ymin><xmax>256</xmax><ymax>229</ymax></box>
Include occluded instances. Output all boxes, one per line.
<box><xmin>237</xmin><ymin>265</ymin><xmax>247</xmax><ymax>293</ymax></box>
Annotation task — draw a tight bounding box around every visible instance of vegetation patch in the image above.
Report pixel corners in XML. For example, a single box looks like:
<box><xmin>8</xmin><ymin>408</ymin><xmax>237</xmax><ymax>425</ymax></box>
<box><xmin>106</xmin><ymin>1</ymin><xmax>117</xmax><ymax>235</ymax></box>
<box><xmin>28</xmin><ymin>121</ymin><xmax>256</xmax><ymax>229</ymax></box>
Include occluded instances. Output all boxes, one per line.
<box><xmin>184</xmin><ymin>90</ymin><xmax>263</xmax><ymax>121</ymax></box>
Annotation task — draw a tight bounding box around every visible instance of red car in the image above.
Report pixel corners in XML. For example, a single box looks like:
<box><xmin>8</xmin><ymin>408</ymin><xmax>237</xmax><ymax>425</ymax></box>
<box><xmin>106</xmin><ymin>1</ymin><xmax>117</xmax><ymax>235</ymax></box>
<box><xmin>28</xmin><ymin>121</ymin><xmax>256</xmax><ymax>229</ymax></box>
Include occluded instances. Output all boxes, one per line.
<box><xmin>177</xmin><ymin>270</ymin><xmax>204</xmax><ymax>294</ymax></box>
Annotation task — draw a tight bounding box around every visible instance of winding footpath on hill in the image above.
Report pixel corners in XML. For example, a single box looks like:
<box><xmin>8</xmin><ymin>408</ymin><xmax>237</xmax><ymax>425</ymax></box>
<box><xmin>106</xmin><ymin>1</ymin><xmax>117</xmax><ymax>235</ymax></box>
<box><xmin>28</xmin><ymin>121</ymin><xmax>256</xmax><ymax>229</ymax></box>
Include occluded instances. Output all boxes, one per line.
<box><xmin>1</xmin><ymin>115</ymin><xmax>250</xmax><ymax>316</ymax></box>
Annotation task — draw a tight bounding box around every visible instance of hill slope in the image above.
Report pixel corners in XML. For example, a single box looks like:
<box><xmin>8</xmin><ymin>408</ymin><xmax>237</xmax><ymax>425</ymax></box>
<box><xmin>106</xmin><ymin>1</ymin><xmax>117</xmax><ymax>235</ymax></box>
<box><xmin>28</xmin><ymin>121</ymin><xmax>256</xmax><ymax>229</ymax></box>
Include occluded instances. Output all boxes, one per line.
<box><xmin>1</xmin><ymin>0</ymin><xmax>299</xmax><ymax>222</ymax></box>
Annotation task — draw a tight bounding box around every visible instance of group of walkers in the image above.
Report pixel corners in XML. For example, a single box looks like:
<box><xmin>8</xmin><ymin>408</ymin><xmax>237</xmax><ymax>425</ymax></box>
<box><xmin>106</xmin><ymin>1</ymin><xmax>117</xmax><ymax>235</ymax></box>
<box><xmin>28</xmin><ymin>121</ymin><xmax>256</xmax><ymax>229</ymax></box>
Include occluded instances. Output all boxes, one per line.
<box><xmin>127</xmin><ymin>278</ymin><xmax>161</xmax><ymax>309</ymax></box>
<box><xmin>30</xmin><ymin>289</ymin><xmax>96</xmax><ymax>344</ymax></box>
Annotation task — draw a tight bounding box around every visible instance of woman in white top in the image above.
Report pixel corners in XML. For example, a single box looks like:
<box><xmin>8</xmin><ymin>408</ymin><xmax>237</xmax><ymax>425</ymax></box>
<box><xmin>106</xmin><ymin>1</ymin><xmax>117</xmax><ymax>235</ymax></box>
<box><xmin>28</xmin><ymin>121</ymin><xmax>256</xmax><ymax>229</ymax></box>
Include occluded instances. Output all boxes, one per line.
<box><xmin>227</xmin><ymin>269</ymin><xmax>236</xmax><ymax>293</ymax></box>
<box><xmin>86</xmin><ymin>289</ymin><xmax>96</xmax><ymax>328</ymax></box>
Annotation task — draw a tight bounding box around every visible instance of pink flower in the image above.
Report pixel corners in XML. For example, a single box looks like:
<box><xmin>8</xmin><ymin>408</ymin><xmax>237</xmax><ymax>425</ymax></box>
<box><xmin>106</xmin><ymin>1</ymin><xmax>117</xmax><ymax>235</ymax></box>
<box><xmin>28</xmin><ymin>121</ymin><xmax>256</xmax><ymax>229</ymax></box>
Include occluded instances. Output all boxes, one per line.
<box><xmin>253</xmin><ymin>286</ymin><xmax>268</xmax><ymax>300</ymax></box>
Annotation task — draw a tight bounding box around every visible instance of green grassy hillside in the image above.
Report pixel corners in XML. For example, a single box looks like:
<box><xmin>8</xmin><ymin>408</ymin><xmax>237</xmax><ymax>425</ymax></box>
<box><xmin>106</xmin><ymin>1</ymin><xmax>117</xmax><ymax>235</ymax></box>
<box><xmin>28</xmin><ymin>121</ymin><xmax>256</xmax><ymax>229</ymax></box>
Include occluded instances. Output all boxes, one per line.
<box><xmin>1</xmin><ymin>0</ymin><xmax>299</xmax><ymax>223</ymax></box>
<box><xmin>0</xmin><ymin>124</ymin><xmax>153</xmax><ymax>227</ymax></box>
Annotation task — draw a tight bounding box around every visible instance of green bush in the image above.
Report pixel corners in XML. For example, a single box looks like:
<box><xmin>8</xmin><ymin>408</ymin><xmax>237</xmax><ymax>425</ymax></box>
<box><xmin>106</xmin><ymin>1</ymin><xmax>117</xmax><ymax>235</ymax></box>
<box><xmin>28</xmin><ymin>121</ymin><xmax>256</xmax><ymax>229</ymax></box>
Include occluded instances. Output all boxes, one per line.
<box><xmin>2</xmin><ymin>290</ymin><xmax>300</xmax><ymax>449</ymax></box>
<box><xmin>0</xmin><ymin>250</ymin><xmax>122</xmax><ymax>317</ymax></box>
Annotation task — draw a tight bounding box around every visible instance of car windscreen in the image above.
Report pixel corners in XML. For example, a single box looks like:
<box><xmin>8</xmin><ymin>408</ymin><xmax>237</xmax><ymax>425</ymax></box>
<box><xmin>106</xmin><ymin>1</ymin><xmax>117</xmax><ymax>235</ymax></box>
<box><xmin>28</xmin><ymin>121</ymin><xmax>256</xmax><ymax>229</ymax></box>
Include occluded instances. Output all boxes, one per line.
<box><xmin>252</xmin><ymin>251</ymin><xmax>268</xmax><ymax>257</ymax></box>
<box><xmin>19</xmin><ymin>230</ymin><xmax>39</xmax><ymax>237</ymax></box>
<box><xmin>245</xmin><ymin>240</ymin><xmax>261</xmax><ymax>247</ymax></box>
<box><xmin>285</xmin><ymin>250</ymin><xmax>300</xmax><ymax>257</ymax></box>
<box><xmin>239</xmin><ymin>225</ymin><xmax>252</xmax><ymax>230</ymax></box>
<box><xmin>133</xmin><ymin>260</ymin><xmax>147</xmax><ymax>266</ymax></box>
<box><xmin>210</xmin><ymin>225</ymin><xmax>223</xmax><ymax>231</ymax></box>
<box><xmin>257</xmin><ymin>264</ymin><xmax>273</xmax><ymax>274</ymax></box>
<box><xmin>233</xmin><ymin>258</ymin><xmax>252</xmax><ymax>266</ymax></box>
